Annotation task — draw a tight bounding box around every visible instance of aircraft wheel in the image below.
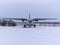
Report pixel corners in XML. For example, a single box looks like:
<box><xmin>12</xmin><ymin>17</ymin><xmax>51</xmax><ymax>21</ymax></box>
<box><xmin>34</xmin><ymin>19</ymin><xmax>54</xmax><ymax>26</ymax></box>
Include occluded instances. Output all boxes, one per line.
<box><xmin>34</xmin><ymin>25</ymin><xmax>36</xmax><ymax>27</ymax></box>
<box><xmin>11</xmin><ymin>23</ymin><xmax>16</xmax><ymax>26</ymax></box>
<box><xmin>23</xmin><ymin>25</ymin><xmax>26</xmax><ymax>28</ymax></box>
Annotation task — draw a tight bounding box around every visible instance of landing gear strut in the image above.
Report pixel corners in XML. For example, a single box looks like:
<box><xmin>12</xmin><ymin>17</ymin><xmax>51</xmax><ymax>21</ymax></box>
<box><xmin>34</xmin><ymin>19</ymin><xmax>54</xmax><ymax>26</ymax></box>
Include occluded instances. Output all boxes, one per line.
<box><xmin>29</xmin><ymin>25</ymin><xmax>31</xmax><ymax>27</ymax></box>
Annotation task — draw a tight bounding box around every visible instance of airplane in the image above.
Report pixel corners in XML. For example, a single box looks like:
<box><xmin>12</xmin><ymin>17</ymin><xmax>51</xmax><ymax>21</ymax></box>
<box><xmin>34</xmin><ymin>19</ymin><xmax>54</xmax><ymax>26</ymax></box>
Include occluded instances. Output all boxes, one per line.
<box><xmin>0</xmin><ymin>13</ymin><xmax>57</xmax><ymax>28</ymax></box>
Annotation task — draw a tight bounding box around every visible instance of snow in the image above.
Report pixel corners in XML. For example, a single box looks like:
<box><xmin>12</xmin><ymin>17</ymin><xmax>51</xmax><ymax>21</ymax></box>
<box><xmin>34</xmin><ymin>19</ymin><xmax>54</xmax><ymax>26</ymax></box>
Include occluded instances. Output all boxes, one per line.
<box><xmin>0</xmin><ymin>26</ymin><xmax>60</xmax><ymax>45</ymax></box>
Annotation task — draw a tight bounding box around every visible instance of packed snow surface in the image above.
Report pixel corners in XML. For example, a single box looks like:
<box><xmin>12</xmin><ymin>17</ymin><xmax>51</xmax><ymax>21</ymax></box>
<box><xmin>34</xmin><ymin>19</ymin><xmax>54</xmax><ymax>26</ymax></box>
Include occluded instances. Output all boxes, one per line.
<box><xmin>0</xmin><ymin>26</ymin><xmax>60</xmax><ymax>45</ymax></box>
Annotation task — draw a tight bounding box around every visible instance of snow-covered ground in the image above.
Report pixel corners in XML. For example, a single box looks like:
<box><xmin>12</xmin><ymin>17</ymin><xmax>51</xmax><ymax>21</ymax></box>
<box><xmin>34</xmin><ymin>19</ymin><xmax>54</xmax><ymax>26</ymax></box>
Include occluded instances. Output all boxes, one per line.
<box><xmin>0</xmin><ymin>26</ymin><xmax>60</xmax><ymax>45</ymax></box>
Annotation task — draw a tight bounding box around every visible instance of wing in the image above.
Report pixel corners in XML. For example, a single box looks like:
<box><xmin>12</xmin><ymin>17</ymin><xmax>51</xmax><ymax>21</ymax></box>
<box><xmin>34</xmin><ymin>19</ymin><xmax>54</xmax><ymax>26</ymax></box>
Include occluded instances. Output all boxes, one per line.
<box><xmin>2</xmin><ymin>18</ymin><xmax>27</xmax><ymax>21</ymax></box>
<box><xmin>32</xmin><ymin>18</ymin><xmax>57</xmax><ymax>21</ymax></box>
<box><xmin>33</xmin><ymin>22</ymin><xmax>60</xmax><ymax>26</ymax></box>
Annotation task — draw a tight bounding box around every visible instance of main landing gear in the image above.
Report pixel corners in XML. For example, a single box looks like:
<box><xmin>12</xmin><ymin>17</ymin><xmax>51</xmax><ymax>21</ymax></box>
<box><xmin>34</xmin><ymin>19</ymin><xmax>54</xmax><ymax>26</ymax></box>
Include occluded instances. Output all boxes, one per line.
<box><xmin>23</xmin><ymin>25</ymin><xmax>36</xmax><ymax>28</ymax></box>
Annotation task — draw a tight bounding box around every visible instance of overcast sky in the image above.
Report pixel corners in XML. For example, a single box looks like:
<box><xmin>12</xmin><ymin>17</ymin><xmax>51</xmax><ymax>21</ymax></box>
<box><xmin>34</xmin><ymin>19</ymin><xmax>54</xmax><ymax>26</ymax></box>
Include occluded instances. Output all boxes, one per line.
<box><xmin>0</xmin><ymin>0</ymin><xmax>60</xmax><ymax>18</ymax></box>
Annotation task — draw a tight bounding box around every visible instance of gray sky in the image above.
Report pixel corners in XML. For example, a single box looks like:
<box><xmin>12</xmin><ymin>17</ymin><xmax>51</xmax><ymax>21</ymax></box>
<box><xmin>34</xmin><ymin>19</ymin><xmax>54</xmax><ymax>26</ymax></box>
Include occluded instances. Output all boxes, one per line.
<box><xmin>0</xmin><ymin>0</ymin><xmax>60</xmax><ymax>18</ymax></box>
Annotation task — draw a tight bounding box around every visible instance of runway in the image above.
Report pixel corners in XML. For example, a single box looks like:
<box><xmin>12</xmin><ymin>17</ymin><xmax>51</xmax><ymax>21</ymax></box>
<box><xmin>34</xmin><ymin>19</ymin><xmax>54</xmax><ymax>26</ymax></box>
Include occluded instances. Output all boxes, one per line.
<box><xmin>0</xmin><ymin>26</ymin><xmax>60</xmax><ymax>45</ymax></box>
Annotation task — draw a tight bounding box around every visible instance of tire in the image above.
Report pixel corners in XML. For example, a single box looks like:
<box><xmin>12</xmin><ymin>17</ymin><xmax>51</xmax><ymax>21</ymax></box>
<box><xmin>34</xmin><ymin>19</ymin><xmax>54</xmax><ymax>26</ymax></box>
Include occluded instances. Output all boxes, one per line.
<box><xmin>34</xmin><ymin>25</ymin><xmax>36</xmax><ymax>27</ymax></box>
<box><xmin>23</xmin><ymin>25</ymin><xmax>26</xmax><ymax>28</ymax></box>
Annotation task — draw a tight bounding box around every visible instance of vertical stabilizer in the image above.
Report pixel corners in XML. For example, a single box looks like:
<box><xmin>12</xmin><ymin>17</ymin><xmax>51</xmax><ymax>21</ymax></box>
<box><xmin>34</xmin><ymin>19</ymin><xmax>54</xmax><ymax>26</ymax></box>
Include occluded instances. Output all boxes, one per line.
<box><xmin>29</xmin><ymin>13</ymin><xmax>30</xmax><ymax>19</ymax></box>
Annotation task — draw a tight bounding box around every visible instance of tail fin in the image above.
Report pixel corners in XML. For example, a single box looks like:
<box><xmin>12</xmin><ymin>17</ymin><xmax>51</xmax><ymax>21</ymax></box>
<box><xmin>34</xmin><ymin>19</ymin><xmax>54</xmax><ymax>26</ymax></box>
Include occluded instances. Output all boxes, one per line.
<box><xmin>29</xmin><ymin>13</ymin><xmax>30</xmax><ymax>19</ymax></box>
